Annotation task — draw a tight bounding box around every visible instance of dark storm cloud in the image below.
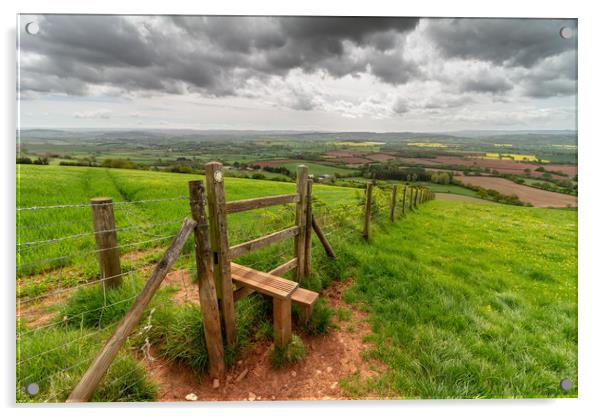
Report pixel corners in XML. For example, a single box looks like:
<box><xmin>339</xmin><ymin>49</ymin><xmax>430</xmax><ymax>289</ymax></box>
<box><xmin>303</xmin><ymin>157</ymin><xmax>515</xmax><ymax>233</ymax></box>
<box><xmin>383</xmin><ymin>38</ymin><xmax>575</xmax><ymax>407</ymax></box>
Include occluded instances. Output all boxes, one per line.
<box><xmin>424</xmin><ymin>18</ymin><xmax>577</xmax><ymax>68</ymax></box>
<box><xmin>18</xmin><ymin>15</ymin><xmax>577</xmax><ymax>107</ymax></box>
<box><xmin>20</xmin><ymin>15</ymin><xmax>420</xmax><ymax>97</ymax></box>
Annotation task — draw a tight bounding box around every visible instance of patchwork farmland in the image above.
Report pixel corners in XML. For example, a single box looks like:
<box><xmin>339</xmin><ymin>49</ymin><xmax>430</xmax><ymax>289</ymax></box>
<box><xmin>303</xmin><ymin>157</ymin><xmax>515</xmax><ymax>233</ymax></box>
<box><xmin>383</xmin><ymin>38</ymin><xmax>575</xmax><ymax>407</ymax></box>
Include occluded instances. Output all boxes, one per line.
<box><xmin>456</xmin><ymin>176</ymin><xmax>577</xmax><ymax>208</ymax></box>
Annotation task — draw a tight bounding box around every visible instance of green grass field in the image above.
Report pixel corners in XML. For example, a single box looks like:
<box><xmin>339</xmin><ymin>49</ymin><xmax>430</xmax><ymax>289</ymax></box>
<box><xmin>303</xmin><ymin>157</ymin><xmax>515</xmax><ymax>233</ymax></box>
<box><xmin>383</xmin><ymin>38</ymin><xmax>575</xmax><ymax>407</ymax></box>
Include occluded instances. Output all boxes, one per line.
<box><xmin>414</xmin><ymin>182</ymin><xmax>480</xmax><ymax>197</ymax></box>
<box><xmin>341</xmin><ymin>200</ymin><xmax>577</xmax><ymax>398</ymax></box>
<box><xmin>16</xmin><ymin>165</ymin><xmax>577</xmax><ymax>400</ymax></box>
<box><xmin>16</xmin><ymin>165</ymin><xmax>358</xmax><ymax>278</ymax></box>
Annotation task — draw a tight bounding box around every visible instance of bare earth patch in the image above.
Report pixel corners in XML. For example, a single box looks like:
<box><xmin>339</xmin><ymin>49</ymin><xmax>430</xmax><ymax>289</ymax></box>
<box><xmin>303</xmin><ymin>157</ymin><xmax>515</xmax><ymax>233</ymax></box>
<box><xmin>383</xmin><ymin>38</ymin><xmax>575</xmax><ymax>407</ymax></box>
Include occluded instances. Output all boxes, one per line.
<box><xmin>456</xmin><ymin>176</ymin><xmax>577</xmax><ymax>208</ymax></box>
<box><xmin>145</xmin><ymin>277</ymin><xmax>387</xmax><ymax>401</ymax></box>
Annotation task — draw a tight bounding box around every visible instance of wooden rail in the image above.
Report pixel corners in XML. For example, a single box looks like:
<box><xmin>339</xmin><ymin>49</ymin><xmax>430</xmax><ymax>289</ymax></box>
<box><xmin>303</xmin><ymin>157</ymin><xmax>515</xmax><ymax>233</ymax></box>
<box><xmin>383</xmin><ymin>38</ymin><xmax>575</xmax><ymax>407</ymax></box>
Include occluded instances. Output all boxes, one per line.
<box><xmin>67</xmin><ymin>218</ymin><xmax>197</xmax><ymax>403</ymax></box>
<box><xmin>229</xmin><ymin>226</ymin><xmax>299</xmax><ymax>259</ymax></box>
<box><xmin>270</xmin><ymin>257</ymin><xmax>299</xmax><ymax>276</ymax></box>
<box><xmin>226</xmin><ymin>194</ymin><xmax>299</xmax><ymax>214</ymax></box>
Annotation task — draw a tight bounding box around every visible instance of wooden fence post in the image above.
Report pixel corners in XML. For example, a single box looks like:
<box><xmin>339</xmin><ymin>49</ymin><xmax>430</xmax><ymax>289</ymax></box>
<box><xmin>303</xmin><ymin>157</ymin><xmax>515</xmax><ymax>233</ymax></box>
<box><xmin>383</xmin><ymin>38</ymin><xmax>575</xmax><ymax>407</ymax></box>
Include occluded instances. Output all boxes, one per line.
<box><xmin>205</xmin><ymin>162</ymin><xmax>236</xmax><ymax>346</ymax></box>
<box><xmin>67</xmin><ymin>219</ymin><xmax>197</xmax><ymax>403</ymax></box>
<box><xmin>401</xmin><ymin>186</ymin><xmax>407</xmax><ymax>216</ymax></box>
<box><xmin>91</xmin><ymin>197</ymin><xmax>122</xmax><ymax>288</ymax></box>
<box><xmin>390</xmin><ymin>185</ymin><xmax>397</xmax><ymax>222</ymax></box>
<box><xmin>188</xmin><ymin>180</ymin><xmax>226</xmax><ymax>381</ymax></box>
<box><xmin>413</xmin><ymin>187</ymin><xmax>419</xmax><ymax>209</ymax></box>
<box><xmin>295</xmin><ymin>165</ymin><xmax>309</xmax><ymax>281</ymax></box>
<box><xmin>304</xmin><ymin>179</ymin><xmax>313</xmax><ymax>275</ymax></box>
<box><xmin>363</xmin><ymin>182</ymin><xmax>373</xmax><ymax>240</ymax></box>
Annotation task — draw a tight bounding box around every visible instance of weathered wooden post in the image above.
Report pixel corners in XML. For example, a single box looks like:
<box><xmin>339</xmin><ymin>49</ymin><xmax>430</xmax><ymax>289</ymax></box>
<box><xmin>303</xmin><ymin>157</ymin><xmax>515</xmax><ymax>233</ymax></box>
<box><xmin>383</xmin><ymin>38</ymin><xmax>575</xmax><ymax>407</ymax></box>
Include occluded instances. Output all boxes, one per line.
<box><xmin>390</xmin><ymin>185</ymin><xmax>397</xmax><ymax>222</ymax></box>
<box><xmin>188</xmin><ymin>180</ymin><xmax>226</xmax><ymax>381</ymax></box>
<box><xmin>295</xmin><ymin>165</ymin><xmax>309</xmax><ymax>281</ymax></box>
<box><xmin>273</xmin><ymin>297</ymin><xmax>292</xmax><ymax>348</ymax></box>
<box><xmin>304</xmin><ymin>179</ymin><xmax>313</xmax><ymax>275</ymax></box>
<box><xmin>205</xmin><ymin>162</ymin><xmax>236</xmax><ymax>346</ymax></box>
<box><xmin>363</xmin><ymin>182</ymin><xmax>373</xmax><ymax>240</ymax></box>
<box><xmin>91</xmin><ymin>197</ymin><xmax>122</xmax><ymax>288</ymax></box>
<box><xmin>413</xmin><ymin>187</ymin><xmax>419</xmax><ymax>209</ymax></box>
<box><xmin>401</xmin><ymin>186</ymin><xmax>407</xmax><ymax>216</ymax></box>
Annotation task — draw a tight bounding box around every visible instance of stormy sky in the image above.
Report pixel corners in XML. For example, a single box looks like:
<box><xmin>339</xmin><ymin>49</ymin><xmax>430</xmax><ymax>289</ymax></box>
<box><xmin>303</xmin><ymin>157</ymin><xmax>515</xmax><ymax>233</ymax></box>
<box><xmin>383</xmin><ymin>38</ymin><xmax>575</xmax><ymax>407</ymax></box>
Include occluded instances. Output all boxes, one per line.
<box><xmin>18</xmin><ymin>15</ymin><xmax>577</xmax><ymax>131</ymax></box>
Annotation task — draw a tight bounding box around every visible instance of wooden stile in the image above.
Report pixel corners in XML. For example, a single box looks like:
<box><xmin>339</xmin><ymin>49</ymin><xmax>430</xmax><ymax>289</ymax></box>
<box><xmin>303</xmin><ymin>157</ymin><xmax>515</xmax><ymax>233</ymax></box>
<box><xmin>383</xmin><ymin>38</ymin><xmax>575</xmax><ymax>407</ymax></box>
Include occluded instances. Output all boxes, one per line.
<box><xmin>188</xmin><ymin>181</ymin><xmax>225</xmax><ymax>380</ymax></box>
<box><xmin>294</xmin><ymin>165</ymin><xmax>309</xmax><ymax>281</ymax></box>
<box><xmin>90</xmin><ymin>197</ymin><xmax>122</xmax><ymax>288</ymax></box>
<box><xmin>67</xmin><ymin>218</ymin><xmax>197</xmax><ymax>403</ymax></box>
<box><xmin>205</xmin><ymin>162</ymin><xmax>236</xmax><ymax>346</ymax></box>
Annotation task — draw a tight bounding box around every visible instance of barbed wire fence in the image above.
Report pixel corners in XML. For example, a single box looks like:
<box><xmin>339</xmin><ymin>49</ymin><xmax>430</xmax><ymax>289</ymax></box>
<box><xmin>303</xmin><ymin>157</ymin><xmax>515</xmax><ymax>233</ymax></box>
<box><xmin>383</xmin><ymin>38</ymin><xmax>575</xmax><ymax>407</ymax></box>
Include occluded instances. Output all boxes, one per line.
<box><xmin>16</xmin><ymin>179</ymin><xmax>434</xmax><ymax>402</ymax></box>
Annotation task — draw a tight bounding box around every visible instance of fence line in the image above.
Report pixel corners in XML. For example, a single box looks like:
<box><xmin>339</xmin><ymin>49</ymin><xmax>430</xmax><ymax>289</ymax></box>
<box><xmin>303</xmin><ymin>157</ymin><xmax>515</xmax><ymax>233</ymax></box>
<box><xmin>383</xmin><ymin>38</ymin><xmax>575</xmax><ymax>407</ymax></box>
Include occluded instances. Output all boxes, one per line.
<box><xmin>16</xmin><ymin>173</ymin><xmax>435</xmax><ymax>403</ymax></box>
<box><xmin>17</xmin><ymin>196</ymin><xmax>189</xmax><ymax>212</ymax></box>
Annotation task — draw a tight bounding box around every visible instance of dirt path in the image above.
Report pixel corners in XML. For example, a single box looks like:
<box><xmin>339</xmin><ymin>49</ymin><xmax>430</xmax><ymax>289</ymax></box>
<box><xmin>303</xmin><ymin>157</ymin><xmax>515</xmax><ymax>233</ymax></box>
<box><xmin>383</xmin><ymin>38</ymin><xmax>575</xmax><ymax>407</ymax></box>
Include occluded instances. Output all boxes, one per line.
<box><xmin>144</xmin><ymin>274</ymin><xmax>387</xmax><ymax>401</ymax></box>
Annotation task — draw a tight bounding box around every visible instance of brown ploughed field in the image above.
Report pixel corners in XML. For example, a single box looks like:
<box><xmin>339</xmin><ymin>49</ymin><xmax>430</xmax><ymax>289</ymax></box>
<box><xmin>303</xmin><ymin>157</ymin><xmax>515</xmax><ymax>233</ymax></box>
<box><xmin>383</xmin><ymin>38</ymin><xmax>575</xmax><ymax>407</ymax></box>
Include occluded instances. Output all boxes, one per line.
<box><xmin>456</xmin><ymin>176</ymin><xmax>577</xmax><ymax>208</ymax></box>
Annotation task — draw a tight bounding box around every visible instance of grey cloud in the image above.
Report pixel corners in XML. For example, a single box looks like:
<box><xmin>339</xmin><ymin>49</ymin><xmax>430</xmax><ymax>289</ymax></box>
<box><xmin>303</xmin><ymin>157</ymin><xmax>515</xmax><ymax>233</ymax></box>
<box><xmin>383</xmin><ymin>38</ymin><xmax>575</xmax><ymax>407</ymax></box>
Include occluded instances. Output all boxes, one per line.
<box><xmin>425</xmin><ymin>18</ymin><xmax>577</xmax><ymax>68</ymax></box>
<box><xmin>369</xmin><ymin>52</ymin><xmax>419</xmax><ymax>84</ymax></box>
<box><xmin>18</xmin><ymin>14</ymin><xmax>578</xmax><ymax>113</ymax></box>
<box><xmin>460</xmin><ymin>72</ymin><xmax>513</xmax><ymax>94</ymax></box>
<box><xmin>392</xmin><ymin>99</ymin><xmax>409</xmax><ymax>114</ymax></box>
<box><xmin>522</xmin><ymin>78</ymin><xmax>576</xmax><ymax>98</ymax></box>
<box><xmin>19</xmin><ymin>15</ymin><xmax>420</xmax><ymax>100</ymax></box>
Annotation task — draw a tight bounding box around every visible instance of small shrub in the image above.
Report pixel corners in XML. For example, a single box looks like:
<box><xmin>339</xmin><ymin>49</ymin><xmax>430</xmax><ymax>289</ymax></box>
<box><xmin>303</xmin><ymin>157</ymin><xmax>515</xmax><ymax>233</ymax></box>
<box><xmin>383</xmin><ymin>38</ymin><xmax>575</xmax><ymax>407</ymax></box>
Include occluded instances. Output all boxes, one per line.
<box><xmin>148</xmin><ymin>303</ymin><xmax>210</xmax><ymax>374</ymax></box>
<box><xmin>301</xmin><ymin>299</ymin><xmax>334</xmax><ymax>335</ymax></box>
<box><xmin>270</xmin><ymin>335</ymin><xmax>305</xmax><ymax>368</ymax></box>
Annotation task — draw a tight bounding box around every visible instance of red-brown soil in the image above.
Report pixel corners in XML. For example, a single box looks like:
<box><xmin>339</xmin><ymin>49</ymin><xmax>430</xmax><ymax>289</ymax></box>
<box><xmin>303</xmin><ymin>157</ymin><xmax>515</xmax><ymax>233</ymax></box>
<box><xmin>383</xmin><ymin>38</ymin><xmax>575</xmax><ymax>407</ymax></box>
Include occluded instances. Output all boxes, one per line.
<box><xmin>323</xmin><ymin>150</ymin><xmax>369</xmax><ymax>158</ymax></box>
<box><xmin>336</xmin><ymin>157</ymin><xmax>372</xmax><ymax>165</ymax></box>
<box><xmin>365</xmin><ymin>153</ymin><xmax>396</xmax><ymax>162</ymax></box>
<box><xmin>144</xmin><ymin>276</ymin><xmax>388</xmax><ymax>401</ymax></box>
<box><xmin>456</xmin><ymin>176</ymin><xmax>577</xmax><ymax>208</ymax></box>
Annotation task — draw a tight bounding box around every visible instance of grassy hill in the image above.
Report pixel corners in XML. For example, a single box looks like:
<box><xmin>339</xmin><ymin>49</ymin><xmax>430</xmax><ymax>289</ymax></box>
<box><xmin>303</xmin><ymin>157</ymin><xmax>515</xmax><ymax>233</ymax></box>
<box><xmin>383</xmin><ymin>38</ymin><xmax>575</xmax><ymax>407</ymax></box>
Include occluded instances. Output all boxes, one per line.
<box><xmin>16</xmin><ymin>165</ymin><xmax>577</xmax><ymax>400</ymax></box>
<box><xmin>339</xmin><ymin>200</ymin><xmax>577</xmax><ymax>398</ymax></box>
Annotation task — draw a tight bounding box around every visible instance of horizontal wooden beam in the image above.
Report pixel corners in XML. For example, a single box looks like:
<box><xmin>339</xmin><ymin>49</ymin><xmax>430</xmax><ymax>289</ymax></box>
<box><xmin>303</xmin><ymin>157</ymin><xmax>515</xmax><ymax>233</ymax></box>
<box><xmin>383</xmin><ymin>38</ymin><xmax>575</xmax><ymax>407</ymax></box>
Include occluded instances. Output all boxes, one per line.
<box><xmin>232</xmin><ymin>258</ymin><xmax>298</xmax><ymax>302</ymax></box>
<box><xmin>233</xmin><ymin>286</ymin><xmax>255</xmax><ymax>302</ymax></box>
<box><xmin>226</xmin><ymin>194</ymin><xmax>299</xmax><ymax>214</ymax></box>
<box><xmin>269</xmin><ymin>257</ymin><xmax>298</xmax><ymax>277</ymax></box>
<box><xmin>231</xmin><ymin>263</ymin><xmax>298</xmax><ymax>300</ymax></box>
<box><xmin>229</xmin><ymin>226</ymin><xmax>299</xmax><ymax>259</ymax></box>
